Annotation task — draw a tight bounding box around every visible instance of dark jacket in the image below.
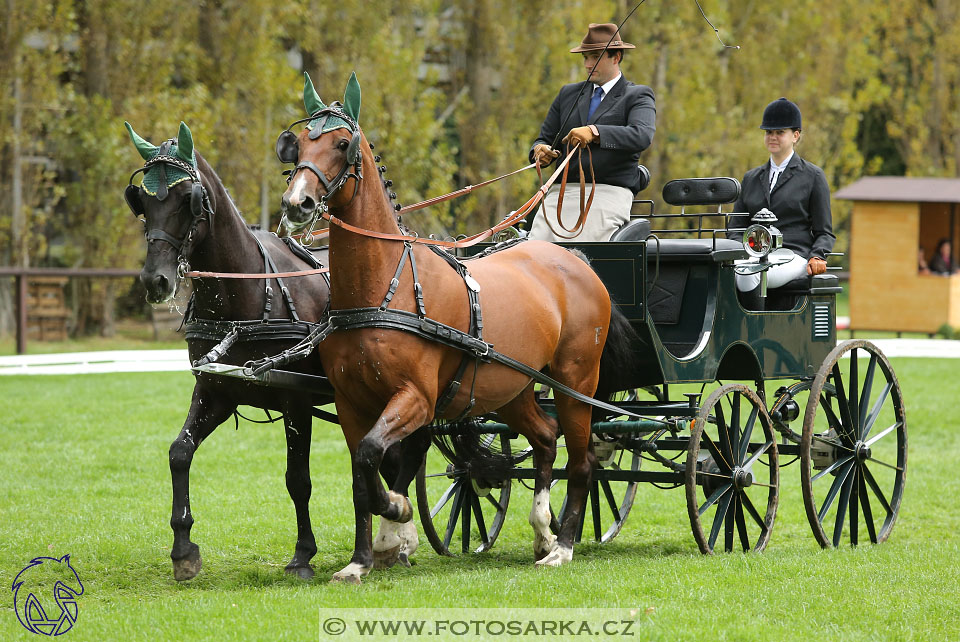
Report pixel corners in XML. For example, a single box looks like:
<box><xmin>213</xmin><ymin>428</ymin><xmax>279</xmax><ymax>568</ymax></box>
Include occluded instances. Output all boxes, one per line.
<box><xmin>729</xmin><ymin>154</ymin><xmax>835</xmax><ymax>260</ymax></box>
<box><xmin>529</xmin><ymin>76</ymin><xmax>656</xmax><ymax>194</ymax></box>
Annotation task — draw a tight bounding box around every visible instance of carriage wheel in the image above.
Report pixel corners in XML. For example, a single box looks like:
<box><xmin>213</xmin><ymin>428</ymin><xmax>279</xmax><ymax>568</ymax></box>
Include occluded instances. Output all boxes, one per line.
<box><xmin>551</xmin><ymin>442</ymin><xmax>641</xmax><ymax>544</ymax></box>
<box><xmin>800</xmin><ymin>340</ymin><xmax>906</xmax><ymax>547</ymax></box>
<box><xmin>685</xmin><ymin>383</ymin><xmax>779</xmax><ymax>554</ymax></box>
<box><xmin>414</xmin><ymin>432</ymin><xmax>512</xmax><ymax>556</ymax></box>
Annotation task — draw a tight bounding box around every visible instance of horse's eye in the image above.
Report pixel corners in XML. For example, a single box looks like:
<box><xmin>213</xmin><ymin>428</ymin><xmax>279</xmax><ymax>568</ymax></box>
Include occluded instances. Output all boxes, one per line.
<box><xmin>338</xmin><ymin>139</ymin><xmax>349</xmax><ymax>151</ymax></box>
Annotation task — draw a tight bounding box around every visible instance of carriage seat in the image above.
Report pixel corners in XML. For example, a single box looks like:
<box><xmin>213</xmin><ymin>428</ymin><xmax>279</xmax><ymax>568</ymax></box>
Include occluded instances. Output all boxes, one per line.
<box><xmin>610</xmin><ymin>218</ymin><xmax>747</xmax><ymax>263</ymax></box>
<box><xmin>662</xmin><ymin>177</ymin><xmax>740</xmax><ymax>206</ymax></box>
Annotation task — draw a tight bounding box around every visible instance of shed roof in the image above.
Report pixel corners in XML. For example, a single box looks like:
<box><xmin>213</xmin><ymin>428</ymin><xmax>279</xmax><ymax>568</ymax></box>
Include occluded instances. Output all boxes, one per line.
<box><xmin>835</xmin><ymin>176</ymin><xmax>960</xmax><ymax>203</ymax></box>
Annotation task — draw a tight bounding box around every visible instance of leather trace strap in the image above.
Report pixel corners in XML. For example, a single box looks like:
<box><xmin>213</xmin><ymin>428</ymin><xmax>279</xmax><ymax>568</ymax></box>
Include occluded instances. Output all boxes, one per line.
<box><xmin>395</xmin><ymin>163</ymin><xmax>537</xmax><ymax>215</ymax></box>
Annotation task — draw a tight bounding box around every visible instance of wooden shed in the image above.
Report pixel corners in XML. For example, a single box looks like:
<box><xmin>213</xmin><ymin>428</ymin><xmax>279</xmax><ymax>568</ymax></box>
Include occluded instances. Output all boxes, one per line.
<box><xmin>835</xmin><ymin>177</ymin><xmax>960</xmax><ymax>334</ymax></box>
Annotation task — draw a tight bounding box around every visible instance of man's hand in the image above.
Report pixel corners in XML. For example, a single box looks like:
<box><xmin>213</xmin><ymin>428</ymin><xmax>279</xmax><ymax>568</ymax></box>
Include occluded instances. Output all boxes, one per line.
<box><xmin>807</xmin><ymin>257</ymin><xmax>827</xmax><ymax>275</ymax></box>
<box><xmin>533</xmin><ymin>144</ymin><xmax>560</xmax><ymax>166</ymax></box>
<box><xmin>562</xmin><ymin>126</ymin><xmax>597</xmax><ymax>147</ymax></box>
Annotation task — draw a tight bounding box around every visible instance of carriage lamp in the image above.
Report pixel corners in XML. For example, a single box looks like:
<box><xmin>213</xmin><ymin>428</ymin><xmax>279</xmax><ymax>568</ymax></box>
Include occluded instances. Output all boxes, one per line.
<box><xmin>742</xmin><ymin>208</ymin><xmax>783</xmax><ymax>258</ymax></box>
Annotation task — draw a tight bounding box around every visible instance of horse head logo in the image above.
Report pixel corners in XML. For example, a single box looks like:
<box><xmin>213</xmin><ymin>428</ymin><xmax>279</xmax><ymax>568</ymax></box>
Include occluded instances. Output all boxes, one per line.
<box><xmin>12</xmin><ymin>555</ymin><xmax>84</xmax><ymax>636</ymax></box>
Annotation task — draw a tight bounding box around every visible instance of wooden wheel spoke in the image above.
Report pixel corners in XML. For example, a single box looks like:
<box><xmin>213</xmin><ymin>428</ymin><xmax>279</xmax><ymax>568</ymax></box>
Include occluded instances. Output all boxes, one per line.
<box><xmin>702</xmin><ymin>430</ymin><xmax>733</xmax><ymax>472</ymax></box>
<box><xmin>741</xmin><ymin>492</ymin><xmax>768</xmax><ymax>532</ymax></box>
<box><xmin>865</xmin><ymin>420</ymin><xmax>901</xmax><ymax>448</ymax></box>
<box><xmin>858</xmin><ymin>354</ymin><xmax>878</xmax><ymax>435</ymax></box>
<box><xmin>849</xmin><ymin>467</ymin><xmax>859</xmax><ymax>545</ymax></box>
<box><xmin>819</xmin><ymin>398</ymin><xmax>854</xmax><ymax>445</ymax></box>
<box><xmin>729</xmin><ymin>394</ymin><xmax>742</xmax><ymax>461</ymax></box>
<box><xmin>862</xmin><ymin>382</ymin><xmax>894</xmax><ymax>440</ymax></box>
<box><xmin>591</xmin><ymin>480</ymin><xmax>602</xmax><ymax>541</ymax></box>
<box><xmin>848</xmin><ymin>349</ymin><xmax>860</xmax><ymax>436</ymax></box>
<box><xmin>817</xmin><ymin>460</ymin><xmax>854</xmax><ymax>523</ymax></box>
<box><xmin>811</xmin><ymin>431</ymin><xmax>854</xmax><ymax>452</ymax></box>
<box><xmin>832</xmin><ymin>464</ymin><xmax>855</xmax><ymax>546</ymax></box>
<box><xmin>738</xmin><ymin>406</ymin><xmax>759</xmax><ymax>462</ymax></box>
<box><xmin>742</xmin><ymin>439</ymin><xmax>774</xmax><ymax>470</ymax></box>
<box><xmin>484</xmin><ymin>493</ymin><xmax>504</xmax><ymax>513</ymax></box>
<box><xmin>442</xmin><ymin>484</ymin><xmax>465</xmax><ymax>550</ymax></box>
<box><xmin>430</xmin><ymin>481</ymin><xmax>459</xmax><ymax>519</ymax></box>
<box><xmin>698</xmin><ymin>483</ymin><xmax>733</xmax><ymax>517</ymax></box>
<box><xmin>866</xmin><ymin>456</ymin><xmax>903</xmax><ymax>472</ymax></box>
<box><xmin>724</xmin><ymin>493</ymin><xmax>736</xmax><ymax>552</ymax></box>
<box><xmin>461</xmin><ymin>490</ymin><xmax>472</xmax><ymax>553</ymax></box>
<box><xmin>470</xmin><ymin>492</ymin><xmax>489</xmax><ymax>545</ymax></box>
<box><xmin>862</xmin><ymin>465</ymin><xmax>894</xmax><ymax>516</ymax></box>
<box><xmin>600</xmin><ymin>479</ymin><xmax>622</xmax><ymax>523</ymax></box>
<box><xmin>858</xmin><ymin>474</ymin><xmax>878</xmax><ymax>544</ymax></box>
<box><xmin>708</xmin><ymin>492</ymin><xmax>734</xmax><ymax>550</ymax></box>
<box><xmin>714</xmin><ymin>403</ymin><xmax>736</xmax><ymax>468</ymax></box>
<box><xmin>734</xmin><ymin>499</ymin><xmax>751</xmax><ymax>551</ymax></box>
<box><xmin>812</xmin><ymin>454</ymin><xmax>855</xmax><ymax>483</ymax></box>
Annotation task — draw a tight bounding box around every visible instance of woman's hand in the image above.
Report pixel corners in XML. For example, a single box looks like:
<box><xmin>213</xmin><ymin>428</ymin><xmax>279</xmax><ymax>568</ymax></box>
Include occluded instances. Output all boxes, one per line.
<box><xmin>807</xmin><ymin>257</ymin><xmax>827</xmax><ymax>275</ymax></box>
<box><xmin>533</xmin><ymin>144</ymin><xmax>560</xmax><ymax>166</ymax></box>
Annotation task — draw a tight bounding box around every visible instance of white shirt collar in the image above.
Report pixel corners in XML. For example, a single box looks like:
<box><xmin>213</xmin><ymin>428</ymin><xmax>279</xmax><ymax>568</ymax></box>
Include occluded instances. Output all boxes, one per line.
<box><xmin>769</xmin><ymin>151</ymin><xmax>794</xmax><ymax>172</ymax></box>
<box><xmin>594</xmin><ymin>73</ymin><xmax>622</xmax><ymax>98</ymax></box>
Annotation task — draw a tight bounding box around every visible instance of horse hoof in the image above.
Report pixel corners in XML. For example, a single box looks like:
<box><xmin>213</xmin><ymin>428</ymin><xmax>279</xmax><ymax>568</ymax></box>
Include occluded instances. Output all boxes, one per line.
<box><xmin>397</xmin><ymin>553</ymin><xmax>413</xmax><ymax>568</ymax></box>
<box><xmin>535</xmin><ymin>545</ymin><xmax>573</xmax><ymax>568</ymax></box>
<box><xmin>373</xmin><ymin>544</ymin><xmax>401</xmax><ymax>570</ymax></box>
<box><xmin>172</xmin><ymin>545</ymin><xmax>202</xmax><ymax>581</ymax></box>
<box><xmin>331</xmin><ymin>562</ymin><xmax>369</xmax><ymax>585</ymax></box>
<box><xmin>533</xmin><ymin>535</ymin><xmax>557</xmax><ymax>561</ymax></box>
<box><xmin>284</xmin><ymin>565</ymin><xmax>315</xmax><ymax>580</ymax></box>
<box><xmin>330</xmin><ymin>572</ymin><xmax>363</xmax><ymax>585</ymax></box>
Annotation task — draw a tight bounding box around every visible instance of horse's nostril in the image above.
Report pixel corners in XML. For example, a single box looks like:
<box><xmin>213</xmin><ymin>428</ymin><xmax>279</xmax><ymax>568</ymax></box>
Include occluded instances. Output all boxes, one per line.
<box><xmin>153</xmin><ymin>273</ymin><xmax>168</xmax><ymax>292</ymax></box>
<box><xmin>300</xmin><ymin>196</ymin><xmax>316</xmax><ymax>215</ymax></box>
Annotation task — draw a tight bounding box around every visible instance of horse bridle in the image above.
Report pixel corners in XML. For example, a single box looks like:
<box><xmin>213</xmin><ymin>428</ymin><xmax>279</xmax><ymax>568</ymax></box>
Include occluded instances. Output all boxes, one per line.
<box><xmin>125</xmin><ymin>140</ymin><xmax>212</xmax><ymax>279</ymax></box>
<box><xmin>276</xmin><ymin>104</ymin><xmax>363</xmax><ymax>216</ymax></box>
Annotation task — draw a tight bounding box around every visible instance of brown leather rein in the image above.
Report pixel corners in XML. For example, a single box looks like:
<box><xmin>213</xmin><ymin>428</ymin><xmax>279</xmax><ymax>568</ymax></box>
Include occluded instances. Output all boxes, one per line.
<box><xmin>184</xmin><ymin>146</ymin><xmax>587</xmax><ymax>280</ymax></box>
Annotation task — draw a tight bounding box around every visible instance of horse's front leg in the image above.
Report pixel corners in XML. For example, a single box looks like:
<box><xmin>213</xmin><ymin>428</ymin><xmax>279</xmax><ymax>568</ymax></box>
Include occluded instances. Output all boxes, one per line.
<box><xmin>281</xmin><ymin>400</ymin><xmax>317</xmax><ymax>579</ymax></box>
<box><xmin>332</xmin><ymin>389</ymin><xmax>432</xmax><ymax>584</ymax></box>
<box><xmin>170</xmin><ymin>384</ymin><xmax>235</xmax><ymax>581</ymax></box>
<box><xmin>374</xmin><ymin>429</ymin><xmax>432</xmax><ymax>569</ymax></box>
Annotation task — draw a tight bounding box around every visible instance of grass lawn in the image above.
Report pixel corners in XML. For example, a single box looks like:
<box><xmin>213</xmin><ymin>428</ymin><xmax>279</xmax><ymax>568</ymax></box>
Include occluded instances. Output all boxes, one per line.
<box><xmin>1</xmin><ymin>358</ymin><xmax>959</xmax><ymax>641</ymax></box>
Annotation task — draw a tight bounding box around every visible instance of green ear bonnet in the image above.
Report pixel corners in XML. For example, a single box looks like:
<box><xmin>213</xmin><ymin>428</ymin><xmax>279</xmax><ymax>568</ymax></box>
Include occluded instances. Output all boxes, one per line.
<box><xmin>124</xmin><ymin>121</ymin><xmax>198</xmax><ymax>198</ymax></box>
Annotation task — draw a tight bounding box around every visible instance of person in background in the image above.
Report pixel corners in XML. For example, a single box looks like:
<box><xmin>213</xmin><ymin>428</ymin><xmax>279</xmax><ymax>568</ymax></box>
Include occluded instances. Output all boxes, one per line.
<box><xmin>528</xmin><ymin>23</ymin><xmax>656</xmax><ymax>242</ymax></box>
<box><xmin>918</xmin><ymin>246</ymin><xmax>931</xmax><ymax>274</ymax></box>
<box><xmin>929</xmin><ymin>238</ymin><xmax>957</xmax><ymax>275</ymax></box>
<box><xmin>729</xmin><ymin>97</ymin><xmax>835</xmax><ymax>303</ymax></box>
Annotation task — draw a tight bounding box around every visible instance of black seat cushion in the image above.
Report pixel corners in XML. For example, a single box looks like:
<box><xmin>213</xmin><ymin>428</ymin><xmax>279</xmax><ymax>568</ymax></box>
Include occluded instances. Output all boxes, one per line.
<box><xmin>662</xmin><ymin>177</ymin><xmax>741</xmax><ymax>206</ymax></box>
<box><xmin>646</xmin><ymin>238</ymin><xmax>748</xmax><ymax>262</ymax></box>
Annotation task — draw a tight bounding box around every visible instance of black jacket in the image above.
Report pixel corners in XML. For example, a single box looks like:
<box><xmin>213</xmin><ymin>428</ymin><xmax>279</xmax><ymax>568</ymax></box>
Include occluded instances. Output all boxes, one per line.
<box><xmin>729</xmin><ymin>154</ymin><xmax>835</xmax><ymax>260</ymax></box>
<box><xmin>529</xmin><ymin>77</ymin><xmax>656</xmax><ymax>194</ymax></box>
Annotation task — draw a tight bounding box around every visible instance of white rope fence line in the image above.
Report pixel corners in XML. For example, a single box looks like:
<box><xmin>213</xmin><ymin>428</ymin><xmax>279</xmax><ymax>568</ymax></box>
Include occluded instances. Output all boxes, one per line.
<box><xmin>2</xmin><ymin>340</ymin><xmax>960</xmax><ymax>376</ymax></box>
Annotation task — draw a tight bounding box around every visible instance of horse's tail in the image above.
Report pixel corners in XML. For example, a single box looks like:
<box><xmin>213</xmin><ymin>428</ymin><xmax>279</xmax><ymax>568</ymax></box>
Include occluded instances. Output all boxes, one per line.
<box><xmin>595</xmin><ymin>300</ymin><xmax>639</xmax><ymax>401</ymax></box>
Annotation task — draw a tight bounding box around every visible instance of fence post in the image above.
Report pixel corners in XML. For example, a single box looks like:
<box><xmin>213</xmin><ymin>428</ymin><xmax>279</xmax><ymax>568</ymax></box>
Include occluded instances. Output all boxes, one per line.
<box><xmin>16</xmin><ymin>274</ymin><xmax>27</xmax><ymax>354</ymax></box>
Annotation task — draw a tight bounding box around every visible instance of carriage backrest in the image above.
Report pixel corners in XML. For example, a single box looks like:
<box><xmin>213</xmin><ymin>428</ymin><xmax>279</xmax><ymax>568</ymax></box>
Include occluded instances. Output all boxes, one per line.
<box><xmin>662</xmin><ymin>177</ymin><xmax>740</xmax><ymax>207</ymax></box>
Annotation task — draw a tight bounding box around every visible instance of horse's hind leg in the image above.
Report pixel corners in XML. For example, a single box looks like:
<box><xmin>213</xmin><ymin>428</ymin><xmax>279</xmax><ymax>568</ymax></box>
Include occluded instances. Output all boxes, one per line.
<box><xmin>497</xmin><ymin>388</ymin><xmax>560</xmax><ymax>562</ymax></box>
<box><xmin>374</xmin><ymin>430</ymin><xmax>432</xmax><ymax>569</ymax></box>
<box><xmin>281</xmin><ymin>400</ymin><xmax>317</xmax><ymax>579</ymax></box>
<box><xmin>538</xmin><ymin>395</ymin><xmax>596</xmax><ymax>567</ymax></box>
<box><xmin>170</xmin><ymin>384</ymin><xmax>235</xmax><ymax>581</ymax></box>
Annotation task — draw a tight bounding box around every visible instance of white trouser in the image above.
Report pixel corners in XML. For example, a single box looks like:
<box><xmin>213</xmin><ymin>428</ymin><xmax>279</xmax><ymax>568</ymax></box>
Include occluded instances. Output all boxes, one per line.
<box><xmin>529</xmin><ymin>184</ymin><xmax>633</xmax><ymax>242</ymax></box>
<box><xmin>735</xmin><ymin>253</ymin><xmax>809</xmax><ymax>291</ymax></box>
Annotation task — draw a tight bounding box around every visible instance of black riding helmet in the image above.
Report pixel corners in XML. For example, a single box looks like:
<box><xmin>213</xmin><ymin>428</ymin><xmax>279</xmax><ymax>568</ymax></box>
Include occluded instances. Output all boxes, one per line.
<box><xmin>760</xmin><ymin>97</ymin><xmax>802</xmax><ymax>130</ymax></box>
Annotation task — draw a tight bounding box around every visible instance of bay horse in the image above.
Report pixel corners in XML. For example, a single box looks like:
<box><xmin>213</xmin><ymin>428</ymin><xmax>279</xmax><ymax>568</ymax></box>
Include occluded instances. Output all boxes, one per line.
<box><xmin>278</xmin><ymin>73</ymin><xmax>632</xmax><ymax>583</ymax></box>
<box><xmin>124</xmin><ymin>121</ymin><xmax>416</xmax><ymax>581</ymax></box>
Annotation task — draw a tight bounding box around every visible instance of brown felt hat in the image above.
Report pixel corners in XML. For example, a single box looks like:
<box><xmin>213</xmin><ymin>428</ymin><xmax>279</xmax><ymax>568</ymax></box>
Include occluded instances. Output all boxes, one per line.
<box><xmin>570</xmin><ymin>23</ymin><xmax>636</xmax><ymax>53</ymax></box>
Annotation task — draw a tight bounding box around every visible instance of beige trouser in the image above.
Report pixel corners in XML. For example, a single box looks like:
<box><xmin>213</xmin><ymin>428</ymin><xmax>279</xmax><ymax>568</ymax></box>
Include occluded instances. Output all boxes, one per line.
<box><xmin>528</xmin><ymin>184</ymin><xmax>634</xmax><ymax>242</ymax></box>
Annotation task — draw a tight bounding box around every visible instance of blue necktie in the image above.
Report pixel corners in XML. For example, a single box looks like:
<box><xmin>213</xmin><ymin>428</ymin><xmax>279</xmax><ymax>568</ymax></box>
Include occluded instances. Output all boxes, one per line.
<box><xmin>587</xmin><ymin>86</ymin><xmax>604</xmax><ymax>120</ymax></box>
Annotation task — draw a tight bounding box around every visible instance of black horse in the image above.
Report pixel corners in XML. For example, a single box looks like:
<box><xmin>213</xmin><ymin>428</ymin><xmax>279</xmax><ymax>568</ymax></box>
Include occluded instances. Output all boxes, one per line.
<box><xmin>125</xmin><ymin>121</ymin><xmax>342</xmax><ymax>581</ymax></box>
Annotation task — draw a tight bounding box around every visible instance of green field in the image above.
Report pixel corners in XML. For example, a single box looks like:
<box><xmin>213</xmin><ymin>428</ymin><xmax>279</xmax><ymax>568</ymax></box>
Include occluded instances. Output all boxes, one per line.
<box><xmin>2</xmin><ymin>360</ymin><xmax>959</xmax><ymax>641</ymax></box>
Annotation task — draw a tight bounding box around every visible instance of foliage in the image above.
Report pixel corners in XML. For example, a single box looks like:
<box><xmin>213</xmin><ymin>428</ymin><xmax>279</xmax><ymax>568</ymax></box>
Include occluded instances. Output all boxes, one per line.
<box><xmin>1</xmin><ymin>0</ymin><xmax>960</xmax><ymax>329</ymax></box>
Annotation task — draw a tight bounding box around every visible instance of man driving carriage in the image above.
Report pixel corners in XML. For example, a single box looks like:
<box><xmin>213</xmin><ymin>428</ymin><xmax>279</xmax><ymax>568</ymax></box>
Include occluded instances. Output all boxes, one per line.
<box><xmin>528</xmin><ymin>23</ymin><xmax>656</xmax><ymax>242</ymax></box>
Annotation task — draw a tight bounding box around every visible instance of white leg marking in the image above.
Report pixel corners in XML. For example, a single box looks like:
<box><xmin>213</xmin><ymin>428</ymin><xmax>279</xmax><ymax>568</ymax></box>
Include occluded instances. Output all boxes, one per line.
<box><xmin>528</xmin><ymin>488</ymin><xmax>556</xmax><ymax>560</ymax></box>
<box><xmin>535</xmin><ymin>543</ymin><xmax>574</xmax><ymax>567</ymax></box>
<box><xmin>332</xmin><ymin>561</ymin><xmax>369</xmax><ymax>584</ymax></box>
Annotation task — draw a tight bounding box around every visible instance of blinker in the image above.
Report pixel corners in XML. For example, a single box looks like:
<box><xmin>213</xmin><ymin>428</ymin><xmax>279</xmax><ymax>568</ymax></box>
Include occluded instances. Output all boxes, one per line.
<box><xmin>276</xmin><ymin>130</ymin><xmax>299</xmax><ymax>164</ymax></box>
<box><xmin>125</xmin><ymin>184</ymin><xmax>145</xmax><ymax>217</ymax></box>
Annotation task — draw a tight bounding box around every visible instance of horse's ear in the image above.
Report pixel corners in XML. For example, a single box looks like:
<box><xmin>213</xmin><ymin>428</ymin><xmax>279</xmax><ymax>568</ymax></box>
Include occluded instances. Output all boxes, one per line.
<box><xmin>125</xmin><ymin>121</ymin><xmax>158</xmax><ymax>161</ymax></box>
<box><xmin>303</xmin><ymin>72</ymin><xmax>326</xmax><ymax>116</ymax></box>
<box><xmin>176</xmin><ymin>121</ymin><xmax>196</xmax><ymax>166</ymax></box>
<box><xmin>343</xmin><ymin>71</ymin><xmax>361</xmax><ymax>123</ymax></box>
